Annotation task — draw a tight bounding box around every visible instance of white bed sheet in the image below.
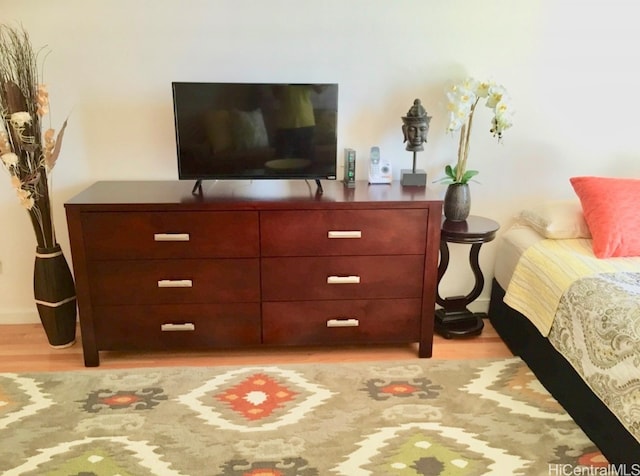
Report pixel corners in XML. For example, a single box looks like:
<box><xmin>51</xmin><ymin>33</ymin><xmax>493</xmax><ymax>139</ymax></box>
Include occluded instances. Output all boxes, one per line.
<box><xmin>492</xmin><ymin>224</ymin><xmax>545</xmax><ymax>290</ymax></box>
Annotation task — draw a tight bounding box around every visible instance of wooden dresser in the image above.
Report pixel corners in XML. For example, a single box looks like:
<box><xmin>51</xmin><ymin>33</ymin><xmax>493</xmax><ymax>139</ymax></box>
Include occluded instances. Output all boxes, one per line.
<box><xmin>65</xmin><ymin>180</ymin><xmax>442</xmax><ymax>366</ymax></box>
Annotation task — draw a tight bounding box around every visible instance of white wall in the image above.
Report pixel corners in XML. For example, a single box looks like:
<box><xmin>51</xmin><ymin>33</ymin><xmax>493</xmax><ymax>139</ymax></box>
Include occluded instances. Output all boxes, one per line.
<box><xmin>2</xmin><ymin>0</ymin><xmax>640</xmax><ymax>323</ymax></box>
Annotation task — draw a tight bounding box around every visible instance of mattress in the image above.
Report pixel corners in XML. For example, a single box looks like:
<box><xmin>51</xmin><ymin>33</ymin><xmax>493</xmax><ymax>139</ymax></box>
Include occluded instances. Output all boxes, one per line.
<box><xmin>492</xmin><ymin>224</ymin><xmax>640</xmax><ymax>445</ymax></box>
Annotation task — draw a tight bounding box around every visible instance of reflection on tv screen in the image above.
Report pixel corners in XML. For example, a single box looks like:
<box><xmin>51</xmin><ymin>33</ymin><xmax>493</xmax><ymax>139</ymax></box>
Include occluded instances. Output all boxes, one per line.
<box><xmin>172</xmin><ymin>82</ymin><xmax>338</xmax><ymax>181</ymax></box>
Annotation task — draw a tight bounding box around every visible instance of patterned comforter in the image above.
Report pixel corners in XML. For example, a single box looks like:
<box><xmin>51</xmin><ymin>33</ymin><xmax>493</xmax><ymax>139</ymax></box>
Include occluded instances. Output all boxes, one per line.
<box><xmin>504</xmin><ymin>239</ymin><xmax>640</xmax><ymax>337</ymax></box>
<box><xmin>548</xmin><ymin>271</ymin><xmax>640</xmax><ymax>443</ymax></box>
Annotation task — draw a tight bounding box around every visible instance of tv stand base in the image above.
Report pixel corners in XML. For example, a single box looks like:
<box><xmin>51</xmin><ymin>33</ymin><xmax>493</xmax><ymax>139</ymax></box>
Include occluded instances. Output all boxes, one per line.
<box><xmin>191</xmin><ymin>179</ymin><xmax>203</xmax><ymax>196</ymax></box>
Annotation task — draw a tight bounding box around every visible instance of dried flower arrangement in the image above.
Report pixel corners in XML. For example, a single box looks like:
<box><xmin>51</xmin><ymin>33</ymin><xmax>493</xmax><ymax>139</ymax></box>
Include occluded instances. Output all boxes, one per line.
<box><xmin>0</xmin><ymin>24</ymin><xmax>67</xmax><ymax>249</ymax></box>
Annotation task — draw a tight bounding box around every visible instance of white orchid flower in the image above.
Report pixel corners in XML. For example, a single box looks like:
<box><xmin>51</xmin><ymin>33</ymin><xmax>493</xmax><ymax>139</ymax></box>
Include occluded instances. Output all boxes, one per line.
<box><xmin>486</xmin><ymin>85</ymin><xmax>507</xmax><ymax>109</ymax></box>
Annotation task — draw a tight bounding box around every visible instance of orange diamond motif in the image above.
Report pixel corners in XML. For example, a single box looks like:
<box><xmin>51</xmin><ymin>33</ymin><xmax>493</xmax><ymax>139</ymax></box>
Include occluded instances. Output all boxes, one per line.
<box><xmin>215</xmin><ymin>373</ymin><xmax>297</xmax><ymax>421</ymax></box>
<box><xmin>380</xmin><ymin>384</ymin><xmax>419</xmax><ymax>395</ymax></box>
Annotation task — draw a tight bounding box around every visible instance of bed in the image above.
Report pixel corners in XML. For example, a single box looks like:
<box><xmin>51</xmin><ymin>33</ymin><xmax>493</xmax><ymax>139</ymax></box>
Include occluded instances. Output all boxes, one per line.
<box><xmin>488</xmin><ymin>179</ymin><xmax>640</xmax><ymax>464</ymax></box>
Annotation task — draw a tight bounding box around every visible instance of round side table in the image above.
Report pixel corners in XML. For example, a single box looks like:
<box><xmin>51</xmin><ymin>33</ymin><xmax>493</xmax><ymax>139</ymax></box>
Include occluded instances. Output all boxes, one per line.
<box><xmin>435</xmin><ymin>215</ymin><xmax>500</xmax><ymax>339</ymax></box>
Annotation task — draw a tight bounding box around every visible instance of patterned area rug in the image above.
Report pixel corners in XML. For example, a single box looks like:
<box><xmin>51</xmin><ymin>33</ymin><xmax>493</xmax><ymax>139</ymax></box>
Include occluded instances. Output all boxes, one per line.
<box><xmin>0</xmin><ymin>358</ymin><xmax>607</xmax><ymax>475</ymax></box>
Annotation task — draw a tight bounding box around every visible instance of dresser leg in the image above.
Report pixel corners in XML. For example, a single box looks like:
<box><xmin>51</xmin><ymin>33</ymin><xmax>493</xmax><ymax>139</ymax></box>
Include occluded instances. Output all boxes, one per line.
<box><xmin>83</xmin><ymin>348</ymin><xmax>100</xmax><ymax>367</ymax></box>
<box><xmin>418</xmin><ymin>341</ymin><xmax>433</xmax><ymax>358</ymax></box>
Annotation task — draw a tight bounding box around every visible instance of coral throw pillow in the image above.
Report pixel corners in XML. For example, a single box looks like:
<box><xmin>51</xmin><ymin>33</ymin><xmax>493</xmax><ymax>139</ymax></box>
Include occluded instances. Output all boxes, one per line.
<box><xmin>570</xmin><ymin>176</ymin><xmax>640</xmax><ymax>258</ymax></box>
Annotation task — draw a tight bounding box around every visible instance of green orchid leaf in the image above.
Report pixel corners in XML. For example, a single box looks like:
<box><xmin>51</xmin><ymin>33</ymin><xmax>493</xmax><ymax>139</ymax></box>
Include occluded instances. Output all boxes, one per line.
<box><xmin>438</xmin><ymin>164</ymin><xmax>479</xmax><ymax>185</ymax></box>
<box><xmin>462</xmin><ymin>170</ymin><xmax>479</xmax><ymax>182</ymax></box>
<box><xmin>444</xmin><ymin>164</ymin><xmax>454</xmax><ymax>179</ymax></box>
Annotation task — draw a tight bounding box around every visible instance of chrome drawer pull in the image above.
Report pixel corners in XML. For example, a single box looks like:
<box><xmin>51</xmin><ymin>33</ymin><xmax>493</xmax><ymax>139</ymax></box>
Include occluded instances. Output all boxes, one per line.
<box><xmin>161</xmin><ymin>323</ymin><xmax>195</xmax><ymax>332</ymax></box>
<box><xmin>154</xmin><ymin>233</ymin><xmax>190</xmax><ymax>242</ymax></box>
<box><xmin>327</xmin><ymin>318</ymin><xmax>359</xmax><ymax>328</ymax></box>
<box><xmin>327</xmin><ymin>275</ymin><xmax>360</xmax><ymax>284</ymax></box>
<box><xmin>157</xmin><ymin>279</ymin><xmax>193</xmax><ymax>288</ymax></box>
<box><xmin>328</xmin><ymin>230</ymin><xmax>361</xmax><ymax>239</ymax></box>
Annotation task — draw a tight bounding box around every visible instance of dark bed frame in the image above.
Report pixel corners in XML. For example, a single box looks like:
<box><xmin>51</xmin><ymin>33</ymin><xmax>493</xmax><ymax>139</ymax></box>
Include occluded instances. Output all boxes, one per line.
<box><xmin>488</xmin><ymin>278</ymin><xmax>640</xmax><ymax>464</ymax></box>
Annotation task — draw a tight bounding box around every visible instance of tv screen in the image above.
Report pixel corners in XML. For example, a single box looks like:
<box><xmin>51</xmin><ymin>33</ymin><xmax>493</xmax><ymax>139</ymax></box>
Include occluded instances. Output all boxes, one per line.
<box><xmin>172</xmin><ymin>82</ymin><xmax>338</xmax><ymax>181</ymax></box>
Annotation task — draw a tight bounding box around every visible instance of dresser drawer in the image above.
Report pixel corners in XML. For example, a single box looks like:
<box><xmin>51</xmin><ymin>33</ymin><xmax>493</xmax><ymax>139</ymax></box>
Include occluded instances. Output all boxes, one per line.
<box><xmin>261</xmin><ymin>255</ymin><xmax>424</xmax><ymax>300</ymax></box>
<box><xmin>261</xmin><ymin>209</ymin><xmax>428</xmax><ymax>256</ymax></box>
<box><xmin>81</xmin><ymin>211</ymin><xmax>259</xmax><ymax>259</ymax></box>
<box><xmin>89</xmin><ymin>259</ymin><xmax>260</xmax><ymax>304</ymax></box>
<box><xmin>93</xmin><ymin>303</ymin><xmax>261</xmax><ymax>349</ymax></box>
<box><xmin>263</xmin><ymin>299</ymin><xmax>421</xmax><ymax>345</ymax></box>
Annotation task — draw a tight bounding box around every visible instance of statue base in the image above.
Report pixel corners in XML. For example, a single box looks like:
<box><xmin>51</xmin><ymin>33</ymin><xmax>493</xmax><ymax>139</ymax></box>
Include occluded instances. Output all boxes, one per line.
<box><xmin>401</xmin><ymin>169</ymin><xmax>427</xmax><ymax>187</ymax></box>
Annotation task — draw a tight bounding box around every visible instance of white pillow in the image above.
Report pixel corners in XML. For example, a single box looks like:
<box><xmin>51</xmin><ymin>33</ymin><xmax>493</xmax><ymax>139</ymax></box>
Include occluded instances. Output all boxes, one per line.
<box><xmin>231</xmin><ymin>109</ymin><xmax>269</xmax><ymax>150</ymax></box>
<box><xmin>517</xmin><ymin>200</ymin><xmax>591</xmax><ymax>239</ymax></box>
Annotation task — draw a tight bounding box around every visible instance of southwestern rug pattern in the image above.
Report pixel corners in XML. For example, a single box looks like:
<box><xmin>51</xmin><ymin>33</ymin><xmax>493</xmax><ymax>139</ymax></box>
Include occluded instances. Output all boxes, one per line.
<box><xmin>0</xmin><ymin>358</ymin><xmax>606</xmax><ymax>475</ymax></box>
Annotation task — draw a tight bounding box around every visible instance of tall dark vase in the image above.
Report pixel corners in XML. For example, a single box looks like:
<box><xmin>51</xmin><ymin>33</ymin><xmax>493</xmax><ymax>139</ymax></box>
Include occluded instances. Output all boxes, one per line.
<box><xmin>33</xmin><ymin>244</ymin><xmax>77</xmax><ymax>348</ymax></box>
<box><xmin>443</xmin><ymin>183</ymin><xmax>471</xmax><ymax>222</ymax></box>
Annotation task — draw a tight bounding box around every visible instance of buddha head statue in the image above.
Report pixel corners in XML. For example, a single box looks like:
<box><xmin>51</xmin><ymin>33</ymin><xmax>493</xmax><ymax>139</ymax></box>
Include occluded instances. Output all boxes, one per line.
<box><xmin>401</xmin><ymin>98</ymin><xmax>431</xmax><ymax>152</ymax></box>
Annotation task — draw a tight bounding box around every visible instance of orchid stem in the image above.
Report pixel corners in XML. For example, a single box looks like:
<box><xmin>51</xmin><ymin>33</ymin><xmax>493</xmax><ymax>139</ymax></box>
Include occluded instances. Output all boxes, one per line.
<box><xmin>457</xmin><ymin>99</ymin><xmax>478</xmax><ymax>183</ymax></box>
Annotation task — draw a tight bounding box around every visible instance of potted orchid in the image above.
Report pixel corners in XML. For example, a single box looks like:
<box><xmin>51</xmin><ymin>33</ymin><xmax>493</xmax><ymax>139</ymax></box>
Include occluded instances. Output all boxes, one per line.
<box><xmin>442</xmin><ymin>78</ymin><xmax>513</xmax><ymax>184</ymax></box>
<box><xmin>439</xmin><ymin>77</ymin><xmax>513</xmax><ymax>220</ymax></box>
<box><xmin>0</xmin><ymin>24</ymin><xmax>76</xmax><ymax>347</ymax></box>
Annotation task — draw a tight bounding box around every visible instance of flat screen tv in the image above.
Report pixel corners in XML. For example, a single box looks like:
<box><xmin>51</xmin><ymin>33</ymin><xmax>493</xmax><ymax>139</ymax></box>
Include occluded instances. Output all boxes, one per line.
<box><xmin>172</xmin><ymin>82</ymin><xmax>338</xmax><ymax>184</ymax></box>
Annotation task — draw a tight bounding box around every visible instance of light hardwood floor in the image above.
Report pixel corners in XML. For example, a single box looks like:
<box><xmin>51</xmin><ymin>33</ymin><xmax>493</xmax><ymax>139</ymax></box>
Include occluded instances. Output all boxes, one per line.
<box><xmin>0</xmin><ymin>320</ymin><xmax>513</xmax><ymax>372</ymax></box>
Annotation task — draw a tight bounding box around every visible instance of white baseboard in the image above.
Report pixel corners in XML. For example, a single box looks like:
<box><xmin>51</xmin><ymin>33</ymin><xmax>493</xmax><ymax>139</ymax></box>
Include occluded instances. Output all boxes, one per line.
<box><xmin>1</xmin><ymin>297</ymin><xmax>491</xmax><ymax>326</ymax></box>
<box><xmin>0</xmin><ymin>309</ymin><xmax>40</xmax><ymax>325</ymax></box>
<box><xmin>469</xmin><ymin>297</ymin><xmax>490</xmax><ymax>314</ymax></box>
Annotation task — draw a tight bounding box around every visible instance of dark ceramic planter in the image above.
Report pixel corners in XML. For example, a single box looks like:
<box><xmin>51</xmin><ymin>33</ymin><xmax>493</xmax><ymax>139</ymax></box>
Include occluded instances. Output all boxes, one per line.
<box><xmin>443</xmin><ymin>183</ymin><xmax>471</xmax><ymax>222</ymax></box>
